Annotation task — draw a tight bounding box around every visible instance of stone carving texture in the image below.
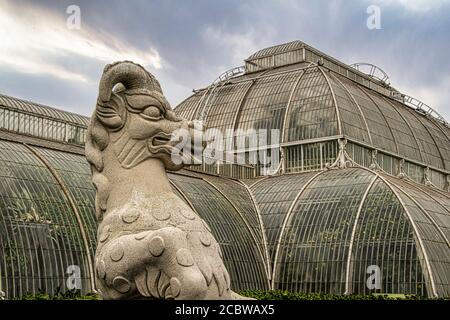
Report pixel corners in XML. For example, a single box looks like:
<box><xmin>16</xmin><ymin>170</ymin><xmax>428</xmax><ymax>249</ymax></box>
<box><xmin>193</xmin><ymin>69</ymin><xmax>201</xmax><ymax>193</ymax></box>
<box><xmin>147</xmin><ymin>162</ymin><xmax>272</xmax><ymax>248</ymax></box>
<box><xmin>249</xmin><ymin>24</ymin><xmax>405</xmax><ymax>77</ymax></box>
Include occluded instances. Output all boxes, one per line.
<box><xmin>85</xmin><ymin>61</ymin><xmax>248</xmax><ymax>300</ymax></box>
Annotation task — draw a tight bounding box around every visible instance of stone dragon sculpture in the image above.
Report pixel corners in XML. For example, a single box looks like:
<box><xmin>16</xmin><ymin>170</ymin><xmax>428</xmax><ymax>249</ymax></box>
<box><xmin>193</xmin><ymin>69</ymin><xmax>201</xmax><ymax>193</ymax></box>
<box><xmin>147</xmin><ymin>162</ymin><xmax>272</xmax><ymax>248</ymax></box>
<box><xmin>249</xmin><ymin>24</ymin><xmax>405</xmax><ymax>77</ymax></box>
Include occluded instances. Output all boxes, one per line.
<box><xmin>85</xmin><ymin>61</ymin><xmax>248</xmax><ymax>300</ymax></box>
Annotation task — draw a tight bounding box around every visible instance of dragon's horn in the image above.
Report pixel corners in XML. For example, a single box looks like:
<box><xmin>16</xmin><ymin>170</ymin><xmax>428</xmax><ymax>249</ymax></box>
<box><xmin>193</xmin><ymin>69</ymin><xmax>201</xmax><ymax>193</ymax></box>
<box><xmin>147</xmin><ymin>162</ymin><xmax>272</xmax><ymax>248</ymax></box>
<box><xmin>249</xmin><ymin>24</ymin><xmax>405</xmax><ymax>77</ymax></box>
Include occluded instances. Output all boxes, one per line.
<box><xmin>98</xmin><ymin>60</ymin><xmax>162</xmax><ymax>102</ymax></box>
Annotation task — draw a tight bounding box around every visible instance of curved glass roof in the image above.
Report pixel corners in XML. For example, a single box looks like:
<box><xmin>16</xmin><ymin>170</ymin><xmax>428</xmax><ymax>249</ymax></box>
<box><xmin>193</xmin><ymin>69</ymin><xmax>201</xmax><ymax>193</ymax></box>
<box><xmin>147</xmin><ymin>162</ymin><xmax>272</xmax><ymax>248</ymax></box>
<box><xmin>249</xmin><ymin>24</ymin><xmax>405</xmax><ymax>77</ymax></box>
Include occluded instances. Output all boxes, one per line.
<box><xmin>0</xmin><ymin>140</ymin><xmax>93</xmax><ymax>297</ymax></box>
<box><xmin>168</xmin><ymin>173</ymin><xmax>269</xmax><ymax>290</ymax></box>
<box><xmin>246</xmin><ymin>40</ymin><xmax>307</xmax><ymax>61</ymax></box>
<box><xmin>0</xmin><ymin>94</ymin><xmax>89</xmax><ymax>127</ymax></box>
<box><xmin>0</xmin><ymin>139</ymin><xmax>269</xmax><ymax>298</ymax></box>
<box><xmin>176</xmin><ymin>43</ymin><xmax>450</xmax><ymax>175</ymax></box>
<box><xmin>247</xmin><ymin>166</ymin><xmax>450</xmax><ymax>297</ymax></box>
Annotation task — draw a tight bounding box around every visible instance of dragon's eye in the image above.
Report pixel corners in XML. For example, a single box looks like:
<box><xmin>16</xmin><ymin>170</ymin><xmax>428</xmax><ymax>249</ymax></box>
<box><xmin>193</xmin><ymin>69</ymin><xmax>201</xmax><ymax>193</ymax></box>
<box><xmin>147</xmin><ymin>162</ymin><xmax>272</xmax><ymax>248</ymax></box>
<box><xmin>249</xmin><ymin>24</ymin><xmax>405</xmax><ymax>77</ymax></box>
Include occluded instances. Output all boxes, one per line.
<box><xmin>141</xmin><ymin>106</ymin><xmax>163</xmax><ymax>120</ymax></box>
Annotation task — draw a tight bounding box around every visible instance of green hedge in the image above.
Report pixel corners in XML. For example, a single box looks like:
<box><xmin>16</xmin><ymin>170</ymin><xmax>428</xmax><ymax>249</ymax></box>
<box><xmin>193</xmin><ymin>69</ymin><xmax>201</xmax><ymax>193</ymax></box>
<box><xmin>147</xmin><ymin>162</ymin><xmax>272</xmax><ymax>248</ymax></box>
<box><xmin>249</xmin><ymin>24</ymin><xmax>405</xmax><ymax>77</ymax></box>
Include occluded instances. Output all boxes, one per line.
<box><xmin>16</xmin><ymin>289</ymin><xmax>437</xmax><ymax>300</ymax></box>
<box><xmin>238</xmin><ymin>290</ymin><xmax>428</xmax><ymax>300</ymax></box>
<box><xmin>17</xmin><ymin>289</ymin><xmax>98</xmax><ymax>300</ymax></box>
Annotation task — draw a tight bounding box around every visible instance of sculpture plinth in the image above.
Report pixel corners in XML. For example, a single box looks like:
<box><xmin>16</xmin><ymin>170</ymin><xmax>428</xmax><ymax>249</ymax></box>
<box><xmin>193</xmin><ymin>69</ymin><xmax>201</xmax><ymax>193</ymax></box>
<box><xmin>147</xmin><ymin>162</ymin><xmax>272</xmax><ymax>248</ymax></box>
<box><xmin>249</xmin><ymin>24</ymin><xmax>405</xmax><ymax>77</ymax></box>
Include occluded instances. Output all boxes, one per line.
<box><xmin>85</xmin><ymin>61</ymin><xmax>247</xmax><ymax>300</ymax></box>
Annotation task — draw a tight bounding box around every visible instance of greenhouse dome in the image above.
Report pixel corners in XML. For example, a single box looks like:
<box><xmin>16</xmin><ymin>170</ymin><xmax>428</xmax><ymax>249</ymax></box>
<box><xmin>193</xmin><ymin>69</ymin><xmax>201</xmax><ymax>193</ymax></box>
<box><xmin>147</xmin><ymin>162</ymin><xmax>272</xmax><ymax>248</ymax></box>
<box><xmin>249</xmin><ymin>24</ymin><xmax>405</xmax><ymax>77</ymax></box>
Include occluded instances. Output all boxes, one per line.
<box><xmin>0</xmin><ymin>41</ymin><xmax>449</xmax><ymax>299</ymax></box>
<box><xmin>175</xmin><ymin>40</ymin><xmax>450</xmax><ymax>297</ymax></box>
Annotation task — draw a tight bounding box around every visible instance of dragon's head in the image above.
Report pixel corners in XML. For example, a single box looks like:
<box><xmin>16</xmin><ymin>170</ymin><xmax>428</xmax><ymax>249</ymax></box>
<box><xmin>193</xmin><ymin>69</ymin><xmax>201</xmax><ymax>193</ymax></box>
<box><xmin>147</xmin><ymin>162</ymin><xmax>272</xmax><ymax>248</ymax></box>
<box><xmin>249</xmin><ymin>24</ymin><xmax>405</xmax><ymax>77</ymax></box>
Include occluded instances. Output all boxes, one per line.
<box><xmin>86</xmin><ymin>61</ymin><xmax>203</xmax><ymax>173</ymax></box>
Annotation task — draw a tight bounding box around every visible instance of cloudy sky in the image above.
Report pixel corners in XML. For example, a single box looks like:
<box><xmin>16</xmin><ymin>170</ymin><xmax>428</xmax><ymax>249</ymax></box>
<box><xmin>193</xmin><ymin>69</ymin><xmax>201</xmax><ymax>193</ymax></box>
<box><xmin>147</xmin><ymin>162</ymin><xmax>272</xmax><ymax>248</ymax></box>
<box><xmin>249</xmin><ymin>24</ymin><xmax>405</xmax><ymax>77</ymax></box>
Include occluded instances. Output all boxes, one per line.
<box><xmin>0</xmin><ymin>0</ymin><xmax>449</xmax><ymax>120</ymax></box>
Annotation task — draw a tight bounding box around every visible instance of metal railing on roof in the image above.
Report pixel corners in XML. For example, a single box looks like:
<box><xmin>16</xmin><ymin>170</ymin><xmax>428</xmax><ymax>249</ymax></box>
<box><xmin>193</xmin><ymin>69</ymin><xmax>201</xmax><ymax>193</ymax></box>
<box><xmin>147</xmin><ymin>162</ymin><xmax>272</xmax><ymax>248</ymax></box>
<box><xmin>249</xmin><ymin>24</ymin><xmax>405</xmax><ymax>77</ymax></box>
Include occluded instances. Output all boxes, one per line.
<box><xmin>349</xmin><ymin>63</ymin><xmax>449</xmax><ymax>128</ymax></box>
<box><xmin>197</xmin><ymin>66</ymin><xmax>246</xmax><ymax>121</ymax></box>
<box><xmin>213</xmin><ymin>66</ymin><xmax>246</xmax><ymax>85</ymax></box>
<box><xmin>350</xmin><ymin>63</ymin><xmax>390</xmax><ymax>86</ymax></box>
<box><xmin>390</xmin><ymin>92</ymin><xmax>449</xmax><ymax>128</ymax></box>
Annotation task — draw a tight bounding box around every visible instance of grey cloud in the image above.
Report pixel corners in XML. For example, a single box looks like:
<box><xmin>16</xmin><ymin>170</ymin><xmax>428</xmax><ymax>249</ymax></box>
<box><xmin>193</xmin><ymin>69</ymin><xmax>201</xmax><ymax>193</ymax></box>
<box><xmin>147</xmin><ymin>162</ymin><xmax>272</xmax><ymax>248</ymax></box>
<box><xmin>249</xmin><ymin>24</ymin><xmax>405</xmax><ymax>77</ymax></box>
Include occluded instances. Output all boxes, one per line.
<box><xmin>0</xmin><ymin>66</ymin><xmax>96</xmax><ymax>116</ymax></box>
<box><xmin>2</xmin><ymin>0</ymin><xmax>449</xmax><ymax>120</ymax></box>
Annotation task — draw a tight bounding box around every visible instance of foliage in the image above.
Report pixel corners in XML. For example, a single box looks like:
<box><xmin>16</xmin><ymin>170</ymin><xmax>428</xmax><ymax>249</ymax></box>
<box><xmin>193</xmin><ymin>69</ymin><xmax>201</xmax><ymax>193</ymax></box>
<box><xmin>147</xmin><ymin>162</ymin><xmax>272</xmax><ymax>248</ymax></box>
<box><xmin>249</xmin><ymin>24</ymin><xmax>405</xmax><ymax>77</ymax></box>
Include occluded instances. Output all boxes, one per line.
<box><xmin>17</xmin><ymin>288</ymin><xmax>99</xmax><ymax>300</ymax></box>
<box><xmin>8</xmin><ymin>188</ymin><xmax>54</xmax><ymax>224</ymax></box>
<box><xmin>16</xmin><ymin>289</ymin><xmax>444</xmax><ymax>300</ymax></box>
<box><xmin>238</xmin><ymin>290</ymin><xmax>430</xmax><ymax>300</ymax></box>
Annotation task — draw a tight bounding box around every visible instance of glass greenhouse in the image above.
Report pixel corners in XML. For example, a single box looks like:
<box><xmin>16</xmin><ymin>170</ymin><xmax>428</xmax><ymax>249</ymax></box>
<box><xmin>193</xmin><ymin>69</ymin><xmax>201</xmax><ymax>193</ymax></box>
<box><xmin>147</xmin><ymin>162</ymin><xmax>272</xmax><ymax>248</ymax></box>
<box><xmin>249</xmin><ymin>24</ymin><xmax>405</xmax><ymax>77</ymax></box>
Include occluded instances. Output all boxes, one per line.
<box><xmin>0</xmin><ymin>41</ymin><xmax>449</xmax><ymax>299</ymax></box>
